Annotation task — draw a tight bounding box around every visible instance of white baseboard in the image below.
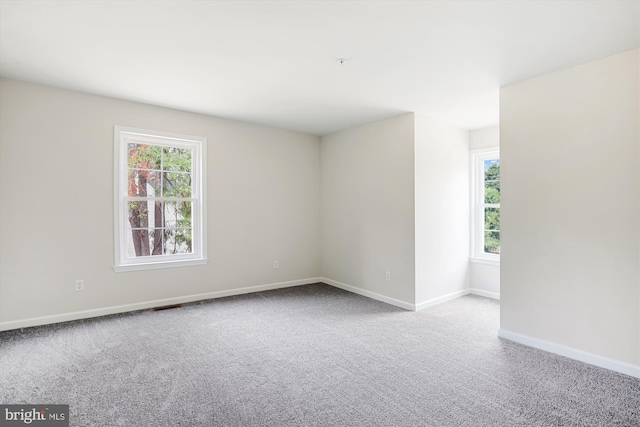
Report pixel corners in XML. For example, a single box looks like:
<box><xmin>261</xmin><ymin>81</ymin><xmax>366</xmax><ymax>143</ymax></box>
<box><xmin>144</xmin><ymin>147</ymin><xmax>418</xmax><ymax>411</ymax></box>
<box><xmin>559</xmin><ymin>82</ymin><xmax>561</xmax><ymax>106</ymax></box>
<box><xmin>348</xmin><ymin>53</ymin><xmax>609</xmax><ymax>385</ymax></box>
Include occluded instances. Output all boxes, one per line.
<box><xmin>498</xmin><ymin>329</ymin><xmax>640</xmax><ymax>379</ymax></box>
<box><xmin>321</xmin><ymin>278</ymin><xmax>473</xmax><ymax>312</ymax></box>
<box><xmin>0</xmin><ymin>277</ymin><xmax>322</xmax><ymax>332</ymax></box>
<box><xmin>470</xmin><ymin>288</ymin><xmax>500</xmax><ymax>300</ymax></box>
<box><xmin>320</xmin><ymin>277</ymin><xmax>416</xmax><ymax>311</ymax></box>
<box><xmin>415</xmin><ymin>289</ymin><xmax>471</xmax><ymax>311</ymax></box>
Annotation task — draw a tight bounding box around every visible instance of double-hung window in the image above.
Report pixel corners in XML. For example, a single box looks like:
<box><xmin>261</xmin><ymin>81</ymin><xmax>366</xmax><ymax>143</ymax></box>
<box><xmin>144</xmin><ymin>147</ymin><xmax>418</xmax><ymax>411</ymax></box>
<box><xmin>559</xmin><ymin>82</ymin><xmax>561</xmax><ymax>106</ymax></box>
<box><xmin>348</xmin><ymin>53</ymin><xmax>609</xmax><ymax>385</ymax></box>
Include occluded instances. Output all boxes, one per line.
<box><xmin>471</xmin><ymin>148</ymin><xmax>500</xmax><ymax>264</ymax></box>
<box><xmin>114</xmin><ymin>126</ymin><xmax>207</xmax><ymax>271</ymax></box>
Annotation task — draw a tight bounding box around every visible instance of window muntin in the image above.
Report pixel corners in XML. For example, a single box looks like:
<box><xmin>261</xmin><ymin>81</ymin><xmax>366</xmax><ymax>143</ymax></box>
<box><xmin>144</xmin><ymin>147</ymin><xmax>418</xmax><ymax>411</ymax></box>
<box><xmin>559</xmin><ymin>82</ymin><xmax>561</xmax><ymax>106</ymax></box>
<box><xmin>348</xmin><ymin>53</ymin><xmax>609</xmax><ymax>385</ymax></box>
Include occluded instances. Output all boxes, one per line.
<box><xmin>114</xmin><ymin>127</ymin><xmax>206</xmax><ymax>271</ymax></box>
<box><xmin>471</xmin><ymin>149</ymin><xmax>500</xmax><ymax>262</ymax></box>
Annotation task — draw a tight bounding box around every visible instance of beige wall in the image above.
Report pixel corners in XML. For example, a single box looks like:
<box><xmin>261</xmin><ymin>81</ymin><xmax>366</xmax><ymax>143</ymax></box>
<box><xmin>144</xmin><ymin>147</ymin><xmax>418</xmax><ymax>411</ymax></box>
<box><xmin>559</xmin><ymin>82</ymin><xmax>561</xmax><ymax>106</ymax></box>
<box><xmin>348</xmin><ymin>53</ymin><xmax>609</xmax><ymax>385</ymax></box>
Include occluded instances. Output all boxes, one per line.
<box><xmin>469</xmin><ymin>126</ymin><xmax>499</xmax><ymax>150</ymax></box>
<box><xmin>0</xmin><ymin>79</ymin><xmax>321</xmax><ymax>327</ymax></box>
<box><xmin>414</xmin><ymin>114</ymin><xmax>470</xmax><ymax>305</ymax></box>
<box><xmin>0</xmin><ymin>81</ymin><xmax>471</xmax><ymax>324</ymax></box>
<box><xmin>320</xmin><ymin>114</ymin><xmax>416</xmax><ymax>305</ymax></box>
<box><xmin>320</xmin><ymin>113</ymin><xmax>470</xmax><ymax>308</ymax></box>
<box><xmin>500</xmin><ymin>49</ymin><xmax>639</xmax><ymax>367</ymax></box>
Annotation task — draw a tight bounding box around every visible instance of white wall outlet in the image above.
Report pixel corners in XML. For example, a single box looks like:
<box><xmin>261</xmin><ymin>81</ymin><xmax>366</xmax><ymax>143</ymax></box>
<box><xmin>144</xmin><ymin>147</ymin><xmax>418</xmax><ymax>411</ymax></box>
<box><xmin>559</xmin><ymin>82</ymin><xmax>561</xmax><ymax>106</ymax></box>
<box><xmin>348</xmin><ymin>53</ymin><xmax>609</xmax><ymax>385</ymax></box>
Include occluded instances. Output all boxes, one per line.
<box><xmin>385</xmin><ymin>271</ymin><xmax>391</xmax><ymax>281</ymax></box>
<box><xmin>274</xmin><ymin>260</ymin><xmax>279</xmax><ymax>269</ymax></box>
<box><xmin>75</xmin><ymin>279</ymin><xmax>85</xmax><ymax>292</ymax></box>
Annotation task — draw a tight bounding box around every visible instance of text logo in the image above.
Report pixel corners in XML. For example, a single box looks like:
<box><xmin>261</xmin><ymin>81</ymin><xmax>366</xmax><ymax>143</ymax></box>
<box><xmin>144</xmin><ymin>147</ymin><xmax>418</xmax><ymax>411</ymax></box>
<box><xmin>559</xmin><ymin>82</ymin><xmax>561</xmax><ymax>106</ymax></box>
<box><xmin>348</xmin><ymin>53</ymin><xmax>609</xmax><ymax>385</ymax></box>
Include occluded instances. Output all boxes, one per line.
<box><xmin>1</xmin><ymin>405</ymin><xmax>68</xmax><ymax>426</ymax></box>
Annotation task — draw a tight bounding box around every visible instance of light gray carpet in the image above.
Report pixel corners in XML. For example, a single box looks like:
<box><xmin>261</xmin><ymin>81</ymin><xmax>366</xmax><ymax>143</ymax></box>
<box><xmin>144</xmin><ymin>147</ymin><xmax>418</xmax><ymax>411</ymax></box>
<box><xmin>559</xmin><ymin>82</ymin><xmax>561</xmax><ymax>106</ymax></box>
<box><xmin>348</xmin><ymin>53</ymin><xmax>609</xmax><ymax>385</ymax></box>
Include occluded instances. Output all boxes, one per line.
<box><xmin>1</xmin><ymin>283</ymin><xmax>638</xmax><ymax>426</ymax></box>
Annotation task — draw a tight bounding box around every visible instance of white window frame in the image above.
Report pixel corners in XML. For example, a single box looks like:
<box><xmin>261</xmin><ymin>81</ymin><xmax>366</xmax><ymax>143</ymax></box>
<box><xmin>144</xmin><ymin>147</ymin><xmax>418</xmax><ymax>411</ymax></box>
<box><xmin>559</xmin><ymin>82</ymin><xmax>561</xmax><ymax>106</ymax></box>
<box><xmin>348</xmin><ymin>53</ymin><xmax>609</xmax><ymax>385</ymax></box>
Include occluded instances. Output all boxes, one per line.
<box><xmin>470</xmin><ymin>147</ymin><xmax>500</xmax><ymax>265</ymax></box>
<box><xmin>113</xmin><ymin>126</ymin><xmax>207</xmax><ymax>272</ymax></box>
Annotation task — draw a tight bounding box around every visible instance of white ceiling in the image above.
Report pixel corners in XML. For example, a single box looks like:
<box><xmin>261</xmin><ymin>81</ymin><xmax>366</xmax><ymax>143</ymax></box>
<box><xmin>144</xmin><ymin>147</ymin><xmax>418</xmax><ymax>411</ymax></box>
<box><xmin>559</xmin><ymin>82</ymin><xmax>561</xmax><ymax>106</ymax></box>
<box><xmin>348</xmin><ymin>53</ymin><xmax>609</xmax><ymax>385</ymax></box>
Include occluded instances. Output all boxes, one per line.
<box><xmin>1</xmin><ymin>1</ymin><xmax>638</xmax><ymax>136</ymax></box>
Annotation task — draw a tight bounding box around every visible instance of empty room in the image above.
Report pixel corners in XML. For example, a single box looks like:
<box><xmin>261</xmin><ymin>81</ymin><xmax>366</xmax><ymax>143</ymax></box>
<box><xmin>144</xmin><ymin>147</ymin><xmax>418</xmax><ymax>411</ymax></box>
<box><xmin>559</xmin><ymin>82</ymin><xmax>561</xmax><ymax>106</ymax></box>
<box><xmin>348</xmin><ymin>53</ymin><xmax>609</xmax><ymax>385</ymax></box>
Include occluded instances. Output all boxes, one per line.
<box><xmin>0</xmin><ymin>1</ymin><xmax>638</xmax><ymax>426</ymax></box>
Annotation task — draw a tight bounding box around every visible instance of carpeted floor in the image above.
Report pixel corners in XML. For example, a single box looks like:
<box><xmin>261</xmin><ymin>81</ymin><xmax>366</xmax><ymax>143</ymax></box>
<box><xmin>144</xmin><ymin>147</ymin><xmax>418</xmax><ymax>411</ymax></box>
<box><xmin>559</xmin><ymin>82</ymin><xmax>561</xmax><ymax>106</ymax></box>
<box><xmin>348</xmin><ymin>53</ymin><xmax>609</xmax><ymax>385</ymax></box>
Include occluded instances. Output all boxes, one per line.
<box><xmin>0</xmin><ymin>283</ymin><xmax>638</xmax><ymax>426</ymax></box>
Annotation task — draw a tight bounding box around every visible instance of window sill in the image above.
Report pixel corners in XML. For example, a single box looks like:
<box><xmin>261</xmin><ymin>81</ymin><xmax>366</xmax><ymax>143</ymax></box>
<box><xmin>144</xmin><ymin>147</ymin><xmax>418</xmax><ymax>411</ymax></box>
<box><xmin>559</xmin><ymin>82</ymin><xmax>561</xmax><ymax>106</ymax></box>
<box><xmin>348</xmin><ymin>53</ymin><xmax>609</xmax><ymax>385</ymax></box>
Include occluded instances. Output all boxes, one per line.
<box><xmin>470</xmin><ymin>257</ymin><xmax>500</xmax><ymax>266</ymax></box>
<box><xmin>113</xmin><ymin>258</ymin><xmax>208</xmax><ymax>272</ymax></box>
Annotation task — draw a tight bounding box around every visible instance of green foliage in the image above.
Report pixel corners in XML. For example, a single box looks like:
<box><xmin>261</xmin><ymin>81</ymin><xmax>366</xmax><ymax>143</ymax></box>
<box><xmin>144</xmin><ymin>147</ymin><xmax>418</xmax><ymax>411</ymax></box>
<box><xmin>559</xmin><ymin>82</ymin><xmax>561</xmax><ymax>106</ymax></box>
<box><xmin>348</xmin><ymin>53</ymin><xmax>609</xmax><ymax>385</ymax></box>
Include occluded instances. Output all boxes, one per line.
<box><xmin>485</xmin><ymin>162</ymin><xmax>499</xmax><ymax>181</ymax></box>
<box><xmin>163</xmin><ymin>147</ymin><xmax>191</xmax><ymax>172</ymax></box>
<box><xmin>484</xmin><ymin>162</ymin><xmax>500</xmax><ymax>254</ymax></box>
<box><xmin>484</xmin><ymin>231</ymin><xmax>500</xmax><ymax>254</ymax></box>
<box><xmin>484</xmin><ymin>163</ymin><xmax>500</xmax><ymax>203</ymax></box>
<box><xmin>485</xmin><ymin>186</ymin><xmax>500</xmax><ymax>204</ymax></box>
<box><xmin>484</xmin><ymin>208</ymin><xmax>499</xmax><ymax>231</ymax></box>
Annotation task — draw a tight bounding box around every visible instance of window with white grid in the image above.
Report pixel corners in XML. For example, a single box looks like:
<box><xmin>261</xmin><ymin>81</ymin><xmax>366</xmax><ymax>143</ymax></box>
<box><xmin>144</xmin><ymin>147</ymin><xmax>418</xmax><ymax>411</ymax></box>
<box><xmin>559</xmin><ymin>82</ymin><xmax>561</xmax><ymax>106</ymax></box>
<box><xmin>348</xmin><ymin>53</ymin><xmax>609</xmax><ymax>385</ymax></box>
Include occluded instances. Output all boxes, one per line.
<box><xmin>471</xmin><ymin>148</ymin><xmax>500</xmax><ymax>263</ymax></box>
<box><xmin>114</xmin><ymin>126</ymin><xmax>207</xmax><ymax>271</ymax></box>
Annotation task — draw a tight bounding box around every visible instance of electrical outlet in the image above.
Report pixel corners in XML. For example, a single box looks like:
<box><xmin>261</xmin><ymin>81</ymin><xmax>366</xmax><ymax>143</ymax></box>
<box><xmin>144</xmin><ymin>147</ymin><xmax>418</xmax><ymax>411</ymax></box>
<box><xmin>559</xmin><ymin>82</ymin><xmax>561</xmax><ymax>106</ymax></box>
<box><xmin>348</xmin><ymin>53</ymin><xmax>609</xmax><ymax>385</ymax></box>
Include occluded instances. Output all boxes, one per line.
<box><xmin>75</xmin><ymin>280</ymin><xmax>85</xmax><ymax>292</ymax></box>
<box><xmin>385</xmin><ymin>271</ymin><xmax>391</xmax><ymax>281</ymax></box>
<box><xmin>274</xmin><ymin>260</ymin><xmax>279</xmax><ymax>269</ymax></box>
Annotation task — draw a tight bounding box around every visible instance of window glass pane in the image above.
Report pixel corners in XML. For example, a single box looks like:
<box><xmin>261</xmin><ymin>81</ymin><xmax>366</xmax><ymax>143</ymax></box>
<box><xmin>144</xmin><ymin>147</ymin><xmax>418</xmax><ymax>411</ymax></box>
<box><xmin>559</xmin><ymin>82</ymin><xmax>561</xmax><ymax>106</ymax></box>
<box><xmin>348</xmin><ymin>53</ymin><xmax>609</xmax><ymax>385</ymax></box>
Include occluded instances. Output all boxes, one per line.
<box><xmin>162</xmin><ymin>172</ymin><xmax>191</xmax><ymax>197</ymax></box>
<box><xmin>164</xmin><ymin>228</ymin><xmax>192</xmax><ymax>254</ymax></box>
<box><xmin>128</xmin><ymin>200</ymin><xmax>152</xmax><ymax>229</ymax></box>
<box><xmin>149</xmin><ymin>201</ymin><xmax>165</xmax><ymax>230</ymax></box>
<box><xmin>484</xmin><ymin>207</ymin><xmax>500</xmax><ymax>231</ymax></box>
<box><xmin>484</xmin><ymin>231</ymin><xmax>500</xmax><ymax>254</ymax></box>
<box><xmin>127</xmin><ymin>201</ymin><xmax>155</xmax><ymax>256</ymax></box>
<box><xmin>484</xmin><ymin>181</ymin><xmax>500</xmax><ymax>203</ymax></box>
<box><xmin>126</xmin><ymin>200</ymin><xmax>193</xmax><ymax>257</ymax></box>
<box><xmin>163</xmin><ymin>147</ymin><xmax>192</xmax><ymax>172</ymax></box>
<box><xmin>163</xmin><ymin>202</ymin><xmax>178</xmax><ymax>227</ymax></box>
<box><xmin>127</xmin><ymin>229</ymin><xmax>166</xmax><ymax>257</ymax></box>
<box><xmin>128</xmin><ymin>170</ymin><xmax>160</xmax><ymax>196</ymax></box>
<box><xmin>128</xmin><ymin>144</ymin><xmax>162</xmax><ymax>170</ymax></box>
<box><xmin>163</xmin><ymin>201</ymin><xmax>192</xmax><ymax>228</ymax></box>
<box><xmin>484</xmin><ymin>159</ymin><xmax>500</xmax><ymax>204</ymax></box>
<box><xmin>127</xmin><ymin>229</ymin><xmax>142</xmax><ymax>257</ymax></box>
<box><xmin>149</xmin><ymin>229</ymin><xmax>165</xmax><ymax>256</ymax></box>
<box><xmin>484</xmin><ymin>159</ymin><xmax>500</xmax><ymax>179</ymax></box>
<box><xmin>127</xmin><ymin>228</ymin><xmax>150</xmax><ymax>257</ymax></box>
<box><xmin>484</xmin><ymin>196</ymin><xmax>500</xmax><ymax>254</ymax></box>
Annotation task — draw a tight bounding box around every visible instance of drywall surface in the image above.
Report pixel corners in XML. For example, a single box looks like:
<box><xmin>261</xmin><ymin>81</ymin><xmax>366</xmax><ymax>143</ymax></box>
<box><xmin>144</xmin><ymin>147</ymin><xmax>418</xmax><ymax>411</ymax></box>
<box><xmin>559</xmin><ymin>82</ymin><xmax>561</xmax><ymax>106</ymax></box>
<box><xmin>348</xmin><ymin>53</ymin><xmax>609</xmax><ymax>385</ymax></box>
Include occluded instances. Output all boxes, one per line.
<box><xmin>469</xmin><ymin>125</ymin><xmax>500</xmax><ymax>297</ymax></box>
<box><xmin>470</xmin><ymin>263</ymin><xmax>500</xmax><ymax>298</ymax></box>
<box><xmin>414</xmin><ymin>115</ymin><xmax>470</xmax><ymax>305</ymax></box>
<box><xmin>0</xmin><ymin>79</ymin><xmax>321</xmax><ymax>326</ymax></box>
<box><xmin>500</xmin><ymin>49</ymin><xmax>639</xmax><ymax>366</ymax></box>
<box><xmin>469</xmin><ymin>125</ymin><xmax>499</xmax><ymax>150</ymax></box>
<box><xmin>320</xmin><ymin>114</ymin><xmax>416</xmax><ymax>305</ymax></box>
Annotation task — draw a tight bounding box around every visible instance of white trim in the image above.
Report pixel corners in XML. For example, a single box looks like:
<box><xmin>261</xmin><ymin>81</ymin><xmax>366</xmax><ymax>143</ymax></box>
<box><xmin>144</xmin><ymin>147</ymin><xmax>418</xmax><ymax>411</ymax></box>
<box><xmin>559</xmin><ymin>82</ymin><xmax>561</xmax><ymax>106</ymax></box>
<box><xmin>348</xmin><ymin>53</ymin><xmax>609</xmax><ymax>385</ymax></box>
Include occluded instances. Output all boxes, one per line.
<box><xmin>113</xmin><ymin>258</ymin><xmax>209</xmax><ymax>272</ymax></box>
<box><xmin>113</xmin><ymin>125</ymin><xmax>207</xmax><ymax>271</ymax></box>
<box><xmin>415</xmin><ymin>289</ymin><xmax>471</xmax><ymax>311</ymax></box>
<box><xmin>0</xmin><ymin>278</ymin><xmax>321</xmax><ymax>332</ymax></box>
<box><xmin>470</xmin><ymin>288</ymin><xmax>500</xmax><ymax>300</ymax></box>
<box><xmin>498</xmin><ymin>329</ymin><xmax>640</xmax><ymax>379</ymax></box>
<box><xmin>470</xmin><ymin>257</ymin><xmax>500</xmax><ymax>266</ymax></box>
<box><xmin>321</xmin><ymin>277</ymin><xmax>416</xmax><ymax>311</ymax></box>
<box><xmin>321</xmin><ymin>278</ymin><xmax>474</xmax><ymax>312</ymax></box>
